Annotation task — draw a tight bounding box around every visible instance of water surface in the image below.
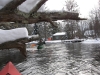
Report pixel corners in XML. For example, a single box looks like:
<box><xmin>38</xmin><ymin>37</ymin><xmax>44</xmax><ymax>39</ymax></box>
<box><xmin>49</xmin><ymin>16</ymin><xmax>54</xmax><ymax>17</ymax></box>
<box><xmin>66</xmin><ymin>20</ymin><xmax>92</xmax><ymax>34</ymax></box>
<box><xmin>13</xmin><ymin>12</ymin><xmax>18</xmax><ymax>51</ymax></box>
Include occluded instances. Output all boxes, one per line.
<box><xmin>0</xmin><ymin>42</ymin><xmax>100</xmax><ymax>75</ymax></box>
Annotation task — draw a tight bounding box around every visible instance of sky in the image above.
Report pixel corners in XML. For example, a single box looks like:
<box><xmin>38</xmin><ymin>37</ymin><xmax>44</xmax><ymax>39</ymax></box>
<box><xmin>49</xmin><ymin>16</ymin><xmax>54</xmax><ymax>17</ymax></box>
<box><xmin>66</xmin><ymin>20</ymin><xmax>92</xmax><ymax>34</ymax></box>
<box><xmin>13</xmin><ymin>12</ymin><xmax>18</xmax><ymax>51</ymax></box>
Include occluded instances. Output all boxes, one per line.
<box><xmin>45</xmin><ymin>0</ymin><xmax>99</xmax><ymax>18</ymax></box>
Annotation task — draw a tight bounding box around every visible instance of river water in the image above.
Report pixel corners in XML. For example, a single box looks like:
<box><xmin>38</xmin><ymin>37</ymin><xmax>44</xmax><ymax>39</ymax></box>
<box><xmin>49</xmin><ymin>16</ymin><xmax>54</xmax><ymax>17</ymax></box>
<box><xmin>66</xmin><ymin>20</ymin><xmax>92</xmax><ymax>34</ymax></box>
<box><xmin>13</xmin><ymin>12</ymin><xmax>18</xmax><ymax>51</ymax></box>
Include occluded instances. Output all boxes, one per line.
<box><xmin>0</xmin><ymin>42</ymin><xmax>100</xmax><ymax>75</ymax></box>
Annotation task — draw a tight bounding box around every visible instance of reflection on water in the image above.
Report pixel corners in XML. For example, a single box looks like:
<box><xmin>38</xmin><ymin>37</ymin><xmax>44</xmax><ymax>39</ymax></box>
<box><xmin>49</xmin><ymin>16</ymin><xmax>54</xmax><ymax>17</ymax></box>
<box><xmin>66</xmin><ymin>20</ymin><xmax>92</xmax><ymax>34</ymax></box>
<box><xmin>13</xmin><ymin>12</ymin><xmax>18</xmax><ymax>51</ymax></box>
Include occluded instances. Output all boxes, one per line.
<box><xmin>0</xmin><ymin>49</ymin><xmax>25</xmax><ymax>69</ymax></box>
<box><xmin>0</xmin><ymin>43</ymin><xmax>100</xmax><ymax>75</ymax></box>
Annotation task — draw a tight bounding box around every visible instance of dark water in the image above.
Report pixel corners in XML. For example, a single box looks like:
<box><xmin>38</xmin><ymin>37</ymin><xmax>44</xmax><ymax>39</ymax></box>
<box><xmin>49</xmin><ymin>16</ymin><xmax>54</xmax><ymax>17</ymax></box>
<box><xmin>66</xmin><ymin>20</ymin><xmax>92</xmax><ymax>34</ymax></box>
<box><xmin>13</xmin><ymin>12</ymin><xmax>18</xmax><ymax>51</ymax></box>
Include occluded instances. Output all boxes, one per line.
<box><xmin>0</xmin><ymin>42</ymin><xmax>100</xmax><ymax>75</ymax></box>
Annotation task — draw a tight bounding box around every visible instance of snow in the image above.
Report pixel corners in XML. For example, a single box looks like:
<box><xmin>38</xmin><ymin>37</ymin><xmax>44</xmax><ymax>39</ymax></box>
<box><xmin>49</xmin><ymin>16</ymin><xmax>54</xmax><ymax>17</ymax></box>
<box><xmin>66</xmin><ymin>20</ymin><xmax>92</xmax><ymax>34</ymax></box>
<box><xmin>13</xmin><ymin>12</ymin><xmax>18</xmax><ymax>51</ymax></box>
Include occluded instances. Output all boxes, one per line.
<box><xmin>26</xmin><ymin>40</ymin><xmax>62</xmax><ymax>44</ymax></box>
<box><xmin>0</xmin><ymin>27</ymin><xmax>28</xmax><ymax>44</ymax></box>
<box><xmin>84</xmin><ymin>30</ymin><xmax>95</xmax><ymax>36</ymax></box>
<box><xmin>26</xmin><ymin>41</ymin><xmax>38</xmax><ymax>44</ymax></box>
<box><xmin>28</xmin><ymin>35</ymin><xmax>39</xmax><ymax>39</ymax></box>
<box><xmin>26</xmin><ymin>38</ymin><xmax>100</xmax><ymax>44</ymax></box>
<box><xmin>46</xmin><ymin>39</ymin><xmax>100</xmax><ymax>44</ymax></box>
<box><xmin>45</xmin><ymin>40</ymin><xmax>62</xmax><ymax>43</ymax></box>
<box><xmin>81</xmin><ymin>39</ymin><xmax>100</xmax><ymax>44</ymax></box>
<box><xmin>53</xmin><ymin>32</ymin><xmax>66</xmax><ymax>36</ymax></box>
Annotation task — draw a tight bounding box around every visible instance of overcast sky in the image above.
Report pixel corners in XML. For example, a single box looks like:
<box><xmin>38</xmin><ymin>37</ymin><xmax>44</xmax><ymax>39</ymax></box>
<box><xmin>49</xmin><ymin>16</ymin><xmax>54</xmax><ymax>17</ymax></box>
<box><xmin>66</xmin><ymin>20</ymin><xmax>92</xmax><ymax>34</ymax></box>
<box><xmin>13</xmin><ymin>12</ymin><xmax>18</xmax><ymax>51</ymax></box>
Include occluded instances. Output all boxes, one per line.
<box><xmin>45</xmin><ymin>0</ymin><xmax>99</xmax><ymax>17</ymax></box>
<box><xmin>0</xmin><ymin>0</ymin><xmax>99</xmax><ymax>18</ymax></box>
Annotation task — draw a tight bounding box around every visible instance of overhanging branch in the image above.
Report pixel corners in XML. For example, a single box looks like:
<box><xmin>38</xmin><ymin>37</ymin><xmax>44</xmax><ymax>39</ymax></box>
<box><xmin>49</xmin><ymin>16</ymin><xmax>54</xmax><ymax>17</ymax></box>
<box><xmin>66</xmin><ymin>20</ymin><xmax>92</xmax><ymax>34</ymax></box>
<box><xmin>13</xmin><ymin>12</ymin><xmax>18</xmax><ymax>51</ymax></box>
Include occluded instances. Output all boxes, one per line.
<box><xmin>29</xmin><ymin>0</ymin><xmax>48</xmax><ymax>14</ymax></box>
<box><xmin>0</xmin><ymin>12</ymin><xmax>87</xmax><ymax>26</ymax></box>
<box><xmin>16</xmin><ymin>0</ymin><xmax>48</xmax><ymax>18</ymax></box>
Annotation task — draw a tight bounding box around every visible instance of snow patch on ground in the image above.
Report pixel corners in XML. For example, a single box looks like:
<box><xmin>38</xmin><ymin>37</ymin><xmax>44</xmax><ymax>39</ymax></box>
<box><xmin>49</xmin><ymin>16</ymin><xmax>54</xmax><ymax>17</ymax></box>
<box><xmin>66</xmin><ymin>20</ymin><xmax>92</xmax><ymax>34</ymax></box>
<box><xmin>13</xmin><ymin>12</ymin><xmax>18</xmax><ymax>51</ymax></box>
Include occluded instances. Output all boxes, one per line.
<box><xmin>45</xmin><ymin>40</ymin><xmax>62</xmax><ymax>43</ymax></box>
<box><xmin>26</xmin><ymin>39</ymin><xmax>100</xmax><ymax>44</ymax></box>
<box><xmin>81</xmin><ymin>39</ymin><xmax>100</xmax><ymax>44</ymax></box>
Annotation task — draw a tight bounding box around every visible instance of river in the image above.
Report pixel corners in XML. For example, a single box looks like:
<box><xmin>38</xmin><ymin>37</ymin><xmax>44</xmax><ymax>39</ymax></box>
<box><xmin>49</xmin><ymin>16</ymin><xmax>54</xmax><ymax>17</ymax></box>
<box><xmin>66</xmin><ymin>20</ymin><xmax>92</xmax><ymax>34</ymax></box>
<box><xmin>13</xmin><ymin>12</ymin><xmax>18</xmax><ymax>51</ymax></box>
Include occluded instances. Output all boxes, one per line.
<box><xmin>0</xmin><ymin>42</ymin><xmax>100</xmax><ymax>75</ymax></box>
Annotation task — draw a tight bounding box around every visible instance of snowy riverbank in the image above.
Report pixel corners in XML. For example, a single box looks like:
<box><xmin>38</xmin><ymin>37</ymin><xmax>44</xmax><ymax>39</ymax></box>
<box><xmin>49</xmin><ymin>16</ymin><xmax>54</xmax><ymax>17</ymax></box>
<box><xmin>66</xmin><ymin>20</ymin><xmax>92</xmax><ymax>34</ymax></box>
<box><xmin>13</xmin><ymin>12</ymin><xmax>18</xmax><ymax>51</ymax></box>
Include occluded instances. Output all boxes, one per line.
<box><xmin>81</xmin><ymin>39</ymin><xmax>100</xmax><ymax>44</ymax></box>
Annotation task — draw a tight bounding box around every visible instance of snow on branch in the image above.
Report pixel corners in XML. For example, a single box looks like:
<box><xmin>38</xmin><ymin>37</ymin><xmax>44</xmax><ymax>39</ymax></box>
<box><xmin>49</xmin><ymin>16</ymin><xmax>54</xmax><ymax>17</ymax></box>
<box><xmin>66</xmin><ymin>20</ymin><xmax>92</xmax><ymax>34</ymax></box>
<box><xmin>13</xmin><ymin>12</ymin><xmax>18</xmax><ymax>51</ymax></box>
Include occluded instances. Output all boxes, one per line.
<box><xmin>0</xmin><ymin>27</ymin><xmax>28</xmax><ymax>44</ymax></box>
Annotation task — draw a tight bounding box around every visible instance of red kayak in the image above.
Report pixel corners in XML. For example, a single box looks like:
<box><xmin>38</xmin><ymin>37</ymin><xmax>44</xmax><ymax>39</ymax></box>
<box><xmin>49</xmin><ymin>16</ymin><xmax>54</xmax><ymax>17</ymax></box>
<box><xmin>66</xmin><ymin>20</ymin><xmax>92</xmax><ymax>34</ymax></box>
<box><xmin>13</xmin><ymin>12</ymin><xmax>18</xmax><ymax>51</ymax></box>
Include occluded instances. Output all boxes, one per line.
<box><xmin>0</xmin><ymin>61</ymin><xmax>21</xmax><ymax>75</ymax></box>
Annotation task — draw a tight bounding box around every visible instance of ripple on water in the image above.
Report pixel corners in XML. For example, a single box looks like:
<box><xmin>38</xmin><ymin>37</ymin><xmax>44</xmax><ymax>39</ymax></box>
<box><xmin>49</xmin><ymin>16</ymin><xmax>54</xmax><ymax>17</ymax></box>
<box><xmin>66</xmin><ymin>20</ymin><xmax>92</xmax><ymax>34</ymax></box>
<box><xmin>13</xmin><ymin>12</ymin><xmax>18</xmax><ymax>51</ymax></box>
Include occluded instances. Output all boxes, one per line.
<box><xmin>0</xmin><ymin>43</ymin><xmax>100</xmax><ymax>75</ymax></box>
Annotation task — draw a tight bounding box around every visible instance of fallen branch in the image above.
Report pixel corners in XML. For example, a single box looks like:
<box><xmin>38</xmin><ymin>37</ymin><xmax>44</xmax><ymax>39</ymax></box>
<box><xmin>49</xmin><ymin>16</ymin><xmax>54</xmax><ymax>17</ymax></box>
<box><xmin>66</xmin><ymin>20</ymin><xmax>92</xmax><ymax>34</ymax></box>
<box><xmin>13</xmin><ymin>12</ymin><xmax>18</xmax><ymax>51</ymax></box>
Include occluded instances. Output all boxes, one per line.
<box><xmin>0</xmin><ymin>35</ymin><xmax>39</xmax><ymax>57</ymax></box>
<box><xmin>0</xmin><ymin>38</ymin><xmax>28</xmax><ymax>57</ymax></box>
<box><xmin>0</xmin><ymin>12</ymin><xmax>87</xmax><ymax>24</ymax></box>
<box><xmin>0</xmin><ymin>27</ymin><xmax>39</xmax><ymax>57</ymax></box>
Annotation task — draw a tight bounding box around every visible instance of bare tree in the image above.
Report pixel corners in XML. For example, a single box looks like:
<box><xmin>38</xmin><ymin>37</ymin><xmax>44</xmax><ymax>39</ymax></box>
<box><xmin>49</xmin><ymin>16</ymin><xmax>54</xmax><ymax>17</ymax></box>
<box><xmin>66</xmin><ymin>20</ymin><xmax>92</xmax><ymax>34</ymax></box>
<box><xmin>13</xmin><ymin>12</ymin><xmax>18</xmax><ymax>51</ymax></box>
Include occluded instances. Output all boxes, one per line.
<box><xmin>64</xmin><ymin>0</ymin><xmax>79</xmax><ymax>39</ymax></box>
<box><xmin>89</xmin><ymin>0</ymin><xmax>100</xmax><ymax>38</ymax></box>
<box><xmin>65</xmin><ymin>0</ymin><xmax>79</xmax><ymax>13</ymax></box>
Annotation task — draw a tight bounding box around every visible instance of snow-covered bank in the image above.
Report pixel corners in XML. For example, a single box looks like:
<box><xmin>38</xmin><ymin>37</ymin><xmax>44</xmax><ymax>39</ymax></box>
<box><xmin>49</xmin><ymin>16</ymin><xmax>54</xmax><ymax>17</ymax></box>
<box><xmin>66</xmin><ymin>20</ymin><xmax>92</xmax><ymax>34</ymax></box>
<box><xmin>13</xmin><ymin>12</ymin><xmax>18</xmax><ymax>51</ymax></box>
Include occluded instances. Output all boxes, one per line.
<box><xmin>81</xmin><ymin>39</ymin><xmax>100</xmax><ymax>44</ymax></box>
<box><xmin>0</xmin><ymin>27</ymin><xmax>28</xmax><ymax>44</ymax></box>
<box><xmin>46</xmin><ymin>39</ymin><xmax>100</xmax><ymax>44</ymax></box>
<box><xmin>26</xmin><ymin>38</ymin><xmax>100</xmax><ymax>44</ymax></box>
<box><xmin>45</xmin><ymin>40</ymin><xmax>62</xmax><ymax>43</ymax></box>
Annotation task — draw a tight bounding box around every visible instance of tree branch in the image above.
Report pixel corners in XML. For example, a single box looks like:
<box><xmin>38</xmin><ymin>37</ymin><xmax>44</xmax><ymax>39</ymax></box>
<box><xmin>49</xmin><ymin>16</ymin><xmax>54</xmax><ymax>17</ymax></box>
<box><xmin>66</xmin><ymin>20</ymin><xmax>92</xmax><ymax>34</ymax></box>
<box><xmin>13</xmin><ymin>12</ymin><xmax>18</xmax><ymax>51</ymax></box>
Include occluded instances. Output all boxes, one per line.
<box><xmin>0</xmin><ymin>35</ymin><xmax>39</xmax><ymax>57</ymax></box>
<box><xmin>49</xmin><ymin>12</ymin><xmax>87</xmax><ymax>20</ymax></box>
<box><xmin>0</xmin><ymin>38</ymin><xmax>28</xmax><ymax>57</ymax></box>
<box><xmin>29</xmin><ymin>0</ymin><xmax>47</xmax><ymax>14</ymax></box>
<box><xmin>0</xmin><ymin>12</ymin><xmax>87</xmax><ymax>25</ymax></box>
